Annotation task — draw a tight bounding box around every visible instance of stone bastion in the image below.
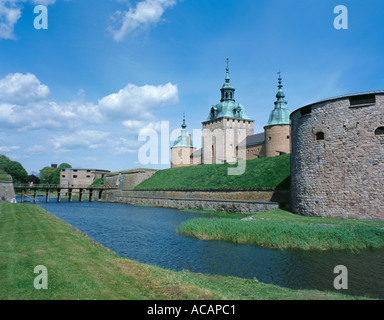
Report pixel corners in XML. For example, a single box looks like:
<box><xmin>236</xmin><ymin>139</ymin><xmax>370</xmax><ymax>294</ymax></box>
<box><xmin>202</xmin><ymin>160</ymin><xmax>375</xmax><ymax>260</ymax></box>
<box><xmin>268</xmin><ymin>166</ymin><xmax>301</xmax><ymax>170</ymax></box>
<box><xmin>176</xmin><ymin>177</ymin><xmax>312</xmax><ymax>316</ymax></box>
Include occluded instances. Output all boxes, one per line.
<box><xmin>290</xmin><ymin>91</ymin><xmax>384</xmax><ymax>220</ymax></box>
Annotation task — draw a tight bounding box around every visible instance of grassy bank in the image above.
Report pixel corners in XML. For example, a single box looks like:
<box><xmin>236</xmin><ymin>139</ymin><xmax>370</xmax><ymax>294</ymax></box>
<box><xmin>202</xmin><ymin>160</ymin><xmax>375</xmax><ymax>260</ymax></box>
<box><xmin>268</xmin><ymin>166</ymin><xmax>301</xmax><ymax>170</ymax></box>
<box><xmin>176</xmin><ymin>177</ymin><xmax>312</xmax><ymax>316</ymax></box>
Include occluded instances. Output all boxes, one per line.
<box><xmin>0</xmin><ymin>203</ymin><xmax>364</xmax><ymax>300</ymax></box>
<box><xmin>135</xmin><ymin>154</ymin><xmax>290</xmax><ymax>191</ymax></box>
<box><xmin>178</xmin><ymin>209</ymin><xmax>384</xmax><ymax>251</ymax></box>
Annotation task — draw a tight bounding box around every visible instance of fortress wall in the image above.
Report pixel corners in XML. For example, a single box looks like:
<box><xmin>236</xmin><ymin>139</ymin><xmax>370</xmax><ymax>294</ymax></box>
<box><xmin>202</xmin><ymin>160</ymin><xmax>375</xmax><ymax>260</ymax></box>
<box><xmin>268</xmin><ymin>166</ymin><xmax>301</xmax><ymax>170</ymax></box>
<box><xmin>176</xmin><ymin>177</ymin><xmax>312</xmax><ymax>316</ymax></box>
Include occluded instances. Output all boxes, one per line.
<box><xmin>102</xmin><ymin>189</ymin><xmax>289</xmax><ymax>214</ymax></box>
<box><xmin>290</xmin><ymin>93</ymin><xmax>384</xmax><ymax>220</ymax></box>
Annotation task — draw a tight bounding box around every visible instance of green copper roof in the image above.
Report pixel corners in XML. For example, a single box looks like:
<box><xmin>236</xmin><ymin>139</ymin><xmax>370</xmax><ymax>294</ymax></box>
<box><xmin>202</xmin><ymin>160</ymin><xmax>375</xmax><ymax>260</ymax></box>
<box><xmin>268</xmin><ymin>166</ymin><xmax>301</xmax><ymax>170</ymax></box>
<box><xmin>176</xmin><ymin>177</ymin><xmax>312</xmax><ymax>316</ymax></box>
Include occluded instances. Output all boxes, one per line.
<box><xmin>267</xmin><ymin>73</ymin><xmax>291</xmax><ymax>126</ymax></box>
<box><xmin>172</xmin><ymin>115</ymin><xmax>193</xmax><ymax>148</ymax></box>
<box><xmin>204</xmin><ymin>62</ymin><xmax>252</xmax><ymax>123</ymax></box>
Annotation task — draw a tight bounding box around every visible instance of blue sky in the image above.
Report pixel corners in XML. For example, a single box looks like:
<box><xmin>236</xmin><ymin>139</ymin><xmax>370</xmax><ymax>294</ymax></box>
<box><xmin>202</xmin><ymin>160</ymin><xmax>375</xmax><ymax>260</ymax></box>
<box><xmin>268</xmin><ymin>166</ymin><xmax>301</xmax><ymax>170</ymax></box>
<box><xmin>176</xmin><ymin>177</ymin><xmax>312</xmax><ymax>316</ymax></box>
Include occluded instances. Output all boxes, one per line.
<box><xmin>1</xmin><ymin>0</ymin><xmax>384</xmax><ymax>174</ymax></box>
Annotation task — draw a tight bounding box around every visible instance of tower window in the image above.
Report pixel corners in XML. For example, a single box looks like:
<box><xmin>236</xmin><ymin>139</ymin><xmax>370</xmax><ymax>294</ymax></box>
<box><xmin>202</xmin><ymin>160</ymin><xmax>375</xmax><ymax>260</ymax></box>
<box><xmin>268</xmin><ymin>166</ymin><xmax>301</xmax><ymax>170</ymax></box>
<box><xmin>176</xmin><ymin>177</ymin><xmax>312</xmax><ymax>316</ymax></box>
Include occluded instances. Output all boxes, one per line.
<box><xmin>349</xmin><ymin>94</ymin><xmax>376</xmax><ymax>107</ymax></box>
<box><xmin>300</xmin><ymin>106</ymin><xmax>312</xmax><ymax>116</ymax></box>
<box><xmin>315</xmin><ymin>132</ymin><xmax>325</xmax><ymax>141</ymax></box>
<box><xmin>375</xmin><ymin>127</ymin><xmax>384</xmax><ymax>135</ymax></box>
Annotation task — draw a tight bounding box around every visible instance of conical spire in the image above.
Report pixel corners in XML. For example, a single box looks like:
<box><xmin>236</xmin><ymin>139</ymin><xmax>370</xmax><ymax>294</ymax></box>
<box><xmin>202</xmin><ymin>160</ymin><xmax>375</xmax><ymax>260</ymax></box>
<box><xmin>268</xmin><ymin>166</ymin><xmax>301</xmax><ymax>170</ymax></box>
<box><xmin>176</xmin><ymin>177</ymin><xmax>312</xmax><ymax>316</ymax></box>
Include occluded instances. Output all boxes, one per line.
<box><xmin>172</xmin><ymin>113</ymin><xmax>193</xmax><ymax>148</ymax></box>
<box><xmin>267</xmin><ymin>72</ymin><xmax>291</xmax><ymax>126</ymax></box>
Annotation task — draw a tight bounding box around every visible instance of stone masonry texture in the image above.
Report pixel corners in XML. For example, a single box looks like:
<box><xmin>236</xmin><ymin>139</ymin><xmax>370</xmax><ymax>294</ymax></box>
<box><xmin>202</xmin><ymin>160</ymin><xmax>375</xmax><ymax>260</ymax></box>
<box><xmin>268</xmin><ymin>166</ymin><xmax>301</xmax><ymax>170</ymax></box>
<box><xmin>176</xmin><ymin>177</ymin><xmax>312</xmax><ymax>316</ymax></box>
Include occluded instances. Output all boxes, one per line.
<box><xmin>290</xmin><ymin>93</ymin><xmax>384</xmax><ymax>220</ymax></box>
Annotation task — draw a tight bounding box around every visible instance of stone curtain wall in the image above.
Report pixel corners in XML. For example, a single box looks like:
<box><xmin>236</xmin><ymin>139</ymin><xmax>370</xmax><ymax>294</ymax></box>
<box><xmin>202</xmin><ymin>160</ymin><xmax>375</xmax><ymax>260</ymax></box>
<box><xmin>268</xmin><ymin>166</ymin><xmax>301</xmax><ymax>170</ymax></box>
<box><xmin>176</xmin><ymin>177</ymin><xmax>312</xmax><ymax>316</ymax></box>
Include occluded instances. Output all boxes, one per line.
<box><xmin>102</xmin><ymin>188</ymin><xmax>289</xmax><ymax>214</ymax></box>
<box><xmin>110</xmin><ymin>193</ymin><xmax>279</xmax><ymax>214</ymax></box>
<box><xmin>101</xmin><ymin>167</ymin><xmax>288</xmax><ymax>215</ymax></box>
<box><xmin>290</xmin><ymin>93</ymin><xmax>384</xmax><ymax>220</ymax></box>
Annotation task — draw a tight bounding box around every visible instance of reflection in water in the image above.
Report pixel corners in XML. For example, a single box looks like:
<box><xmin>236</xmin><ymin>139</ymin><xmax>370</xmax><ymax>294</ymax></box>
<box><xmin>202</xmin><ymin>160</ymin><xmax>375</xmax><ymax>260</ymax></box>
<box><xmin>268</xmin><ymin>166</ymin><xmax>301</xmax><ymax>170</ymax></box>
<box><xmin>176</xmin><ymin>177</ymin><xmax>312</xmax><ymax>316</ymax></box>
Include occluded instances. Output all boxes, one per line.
<box><xmin>35</xmin><ymin>198</ymin><xmax>384</xmax><ymax>299</ymax></box>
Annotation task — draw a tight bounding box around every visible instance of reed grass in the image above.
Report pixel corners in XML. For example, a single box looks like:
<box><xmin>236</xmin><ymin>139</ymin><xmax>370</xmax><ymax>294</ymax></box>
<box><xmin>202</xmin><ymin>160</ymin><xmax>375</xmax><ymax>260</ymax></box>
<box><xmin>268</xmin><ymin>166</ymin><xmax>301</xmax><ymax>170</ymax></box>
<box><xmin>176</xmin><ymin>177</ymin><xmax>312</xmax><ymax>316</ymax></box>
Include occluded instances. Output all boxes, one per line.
<box><xmin>178</xmin><ymin>215</ymin><xmax>384</xmax><ymax>251</ymax></box>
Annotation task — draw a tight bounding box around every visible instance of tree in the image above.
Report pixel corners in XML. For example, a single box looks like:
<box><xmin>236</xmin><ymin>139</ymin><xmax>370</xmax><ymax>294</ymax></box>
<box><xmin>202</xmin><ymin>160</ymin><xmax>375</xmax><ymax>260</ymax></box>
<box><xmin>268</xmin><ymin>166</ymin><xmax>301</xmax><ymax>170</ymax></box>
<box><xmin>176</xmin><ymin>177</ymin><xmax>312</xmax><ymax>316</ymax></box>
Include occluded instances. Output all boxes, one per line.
<box><xmin>51</xmin><ymin>163</ymin><xmax>72</xmax><ymax>185</ymax></box>
<box><xmin>0</xmin><ymin>154</ymin><xmax>29</xmax><ymax>183</ymax></box>
<box><xmin>39</xmin><ymin>166</ymin><xmax>56</xmax><ymax>184</ymax></box>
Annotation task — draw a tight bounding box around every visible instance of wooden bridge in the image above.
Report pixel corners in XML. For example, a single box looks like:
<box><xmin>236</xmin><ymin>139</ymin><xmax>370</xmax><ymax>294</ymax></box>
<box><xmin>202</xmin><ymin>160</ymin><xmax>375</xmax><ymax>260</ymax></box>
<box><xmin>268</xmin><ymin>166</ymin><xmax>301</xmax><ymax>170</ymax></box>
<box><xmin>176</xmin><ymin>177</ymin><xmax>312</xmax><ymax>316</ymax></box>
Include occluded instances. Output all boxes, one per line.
<box><xmin>14</xmin><ymin>184</ymin><xmax>117</xmax><ymax>203</ymax></box>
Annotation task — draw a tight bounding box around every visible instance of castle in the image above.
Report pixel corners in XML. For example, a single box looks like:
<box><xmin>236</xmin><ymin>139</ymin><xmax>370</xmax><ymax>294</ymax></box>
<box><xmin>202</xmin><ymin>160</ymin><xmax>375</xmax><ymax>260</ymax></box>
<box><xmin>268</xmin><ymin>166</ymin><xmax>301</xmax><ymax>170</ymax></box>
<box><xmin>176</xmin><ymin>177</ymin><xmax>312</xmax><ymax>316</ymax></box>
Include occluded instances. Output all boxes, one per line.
<box><xmin>171</xmin><ymin>64</ymin><xmax>291</xmax><ymax>168</ymax></box>
<box><xmin>171</xmin><ymin>63</ymin><xmax>384</xmax><ymax>220</ymax></box>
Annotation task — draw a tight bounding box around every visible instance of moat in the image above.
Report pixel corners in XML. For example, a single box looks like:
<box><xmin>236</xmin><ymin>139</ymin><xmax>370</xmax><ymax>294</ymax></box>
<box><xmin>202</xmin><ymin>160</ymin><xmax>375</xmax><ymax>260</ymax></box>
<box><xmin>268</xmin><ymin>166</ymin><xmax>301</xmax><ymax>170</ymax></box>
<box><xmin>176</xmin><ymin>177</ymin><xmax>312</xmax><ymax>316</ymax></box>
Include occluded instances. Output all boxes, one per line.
<box><xmin>32</xmin><ymin>198</ymin><xmax>384</xmax><ymax>299</ymax></box>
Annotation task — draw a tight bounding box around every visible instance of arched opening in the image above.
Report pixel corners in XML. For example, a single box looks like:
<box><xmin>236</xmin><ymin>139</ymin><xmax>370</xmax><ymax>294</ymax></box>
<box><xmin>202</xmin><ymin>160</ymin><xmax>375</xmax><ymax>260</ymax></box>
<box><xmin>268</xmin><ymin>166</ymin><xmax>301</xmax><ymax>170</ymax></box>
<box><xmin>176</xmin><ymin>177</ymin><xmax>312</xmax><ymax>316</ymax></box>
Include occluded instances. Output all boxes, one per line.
<box><xmin>225</xmin><ymin>92</ymin><xmax>229</xmax><ymax>99</ymax></box>
<box><xmin>375</xmin><ymin>127</ymin><xmax>384</xmax><ymax>135</ymax></box>
<box><xmin>315</xmin><ymin>132</ymin><xmax>325</xmax><ymax>141</ymax></box>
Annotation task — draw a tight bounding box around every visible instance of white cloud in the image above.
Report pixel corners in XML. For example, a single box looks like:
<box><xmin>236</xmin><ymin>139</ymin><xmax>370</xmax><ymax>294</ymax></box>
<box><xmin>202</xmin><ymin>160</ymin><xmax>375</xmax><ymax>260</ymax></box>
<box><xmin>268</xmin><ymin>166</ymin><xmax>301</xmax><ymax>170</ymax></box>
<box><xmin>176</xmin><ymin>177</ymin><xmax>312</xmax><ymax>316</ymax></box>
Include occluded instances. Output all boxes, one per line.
<box><xmin>0</xmin><ymin>73</ymin><xmax>178</xmax><ymax>131</ymax></box>
<box><xmin>108</xmin><ymin>137</ymin><xmax>140</xmax><ymax>155</ymax></box>
<box><xmin>24</xmin><ymin>144</ymin><xmax>46</xmax><ymax>154</ymax></box>
<box><xmin>0</xmin><ymin>0</ymin><xmax>56</xmax><ymax>40</ymax></box>
<box><xmin>109</xmin><ymin>0</ymin><xmax>177</xmax><ymax>41</ymax></box>
<box><xmin>98</xmin><ymin>82</ymin><xmax>178</xmax><ymax>119</ymax></box>
<box><xmin>0</xmin><ymin>72</ymin><xmax>50</xmax><ymax>103</ymax></box>
<box><xmin>0</xmin><ymin>100</ymin><xmax>103</xmax><ymax>131</ymax></box>
<box><xmin>52</xmin><ymin>130</ymin><xmax>111</xmax><ymax>152</ymax></box>
<box><xmin>0</xmin><ymin>145</ymin><xmax>20</xmax><ymax>152</ymax></box>
<box><xmin>0</xmin><ymin>1</ymin><xmax>22</xmax><ymax>40</ymax></box>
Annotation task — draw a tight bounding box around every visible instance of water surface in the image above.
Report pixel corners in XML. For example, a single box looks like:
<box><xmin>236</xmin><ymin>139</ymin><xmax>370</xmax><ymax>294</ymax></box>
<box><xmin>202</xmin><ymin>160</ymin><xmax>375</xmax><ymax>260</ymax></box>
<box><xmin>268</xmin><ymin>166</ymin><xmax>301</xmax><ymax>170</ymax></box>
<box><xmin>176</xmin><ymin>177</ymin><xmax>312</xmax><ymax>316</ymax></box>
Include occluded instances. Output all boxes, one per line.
<box><xmin>34</xmin><ymin>199</ymin><xmax>384</xmax><ymax>299</ymax></box>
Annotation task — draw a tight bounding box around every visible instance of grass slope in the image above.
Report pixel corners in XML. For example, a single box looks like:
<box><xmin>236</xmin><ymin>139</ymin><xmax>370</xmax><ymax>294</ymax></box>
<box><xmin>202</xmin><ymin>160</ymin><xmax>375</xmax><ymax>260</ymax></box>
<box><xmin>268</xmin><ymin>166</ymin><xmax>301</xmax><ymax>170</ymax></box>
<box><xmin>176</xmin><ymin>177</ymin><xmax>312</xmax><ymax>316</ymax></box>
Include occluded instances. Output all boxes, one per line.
<box><xmin>135</xmin><ymin>154</ymin><xmax>290</xmax><ymax>191</ymax></box>
<box><xmin>178</xmin><ymin>209</ymin><xmax>384</xmax><ymax>251</ymax></box>
<box><xmin>0</xmin><ymin>203</ymin><xmax>365</xmax><ymax>300</ymax></box>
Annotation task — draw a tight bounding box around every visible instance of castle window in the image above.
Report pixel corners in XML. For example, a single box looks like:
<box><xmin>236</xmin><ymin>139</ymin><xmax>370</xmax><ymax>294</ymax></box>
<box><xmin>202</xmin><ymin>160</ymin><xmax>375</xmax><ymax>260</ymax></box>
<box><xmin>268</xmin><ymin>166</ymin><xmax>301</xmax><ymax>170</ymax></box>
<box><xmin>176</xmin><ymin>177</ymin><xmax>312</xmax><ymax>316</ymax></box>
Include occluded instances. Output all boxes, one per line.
<box><xmin>375</xmin><ymin>127</ymin><xmax>384</xmax><ymax>135</ymax></box>
<box><xmin>287</xmin><ymin>136</ymin><xmax>290</xmax><ymax>139</ymax></box>
<box><xmin>315</xmin><ymin>132</ymin><xmax>325</xmax><ymax>141</ymax></box>
<box><xmin>300</xmin><ymin>106</ymin><xmax>312</xmax><ymax>116</ymax></box>
<box><xmin>73</xmin><ymin>175</ymin><xmax>78</xmax><ymax>178</ymax></box>
<box><xmin>349</xmin><ymin>94</ymin><xmax>376</xmax><ymax>108</ymax></box>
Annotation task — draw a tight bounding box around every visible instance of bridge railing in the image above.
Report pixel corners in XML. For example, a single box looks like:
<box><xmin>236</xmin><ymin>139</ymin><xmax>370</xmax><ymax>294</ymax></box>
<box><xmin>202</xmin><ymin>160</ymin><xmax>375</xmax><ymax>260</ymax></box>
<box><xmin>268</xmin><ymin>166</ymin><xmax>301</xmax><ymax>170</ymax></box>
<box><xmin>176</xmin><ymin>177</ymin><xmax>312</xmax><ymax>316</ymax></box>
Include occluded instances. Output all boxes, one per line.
<box><xmin>14</xmin><ymin>184</ymin><xmax>116</xmax><ymax>190</ymax></box>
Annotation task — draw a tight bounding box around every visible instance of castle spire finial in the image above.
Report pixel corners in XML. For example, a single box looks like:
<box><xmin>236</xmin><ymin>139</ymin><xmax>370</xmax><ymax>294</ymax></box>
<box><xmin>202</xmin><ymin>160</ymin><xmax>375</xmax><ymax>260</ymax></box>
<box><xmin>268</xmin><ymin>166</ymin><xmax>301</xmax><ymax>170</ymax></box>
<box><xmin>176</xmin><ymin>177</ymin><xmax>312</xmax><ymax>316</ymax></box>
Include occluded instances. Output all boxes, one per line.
<box><xmin>225</xmin><ymin>58</ymin><xmax>230</xmax><ymax>83</ymax></box>
<box><xmin>181</xmin><ymin>112</ymin><xmax>186</xmax><ymax>129</ymax></box>
<box><xmin>275</xmin><ymin>70</ymin><xmax>286</xmax><ymax>101</ymax></box>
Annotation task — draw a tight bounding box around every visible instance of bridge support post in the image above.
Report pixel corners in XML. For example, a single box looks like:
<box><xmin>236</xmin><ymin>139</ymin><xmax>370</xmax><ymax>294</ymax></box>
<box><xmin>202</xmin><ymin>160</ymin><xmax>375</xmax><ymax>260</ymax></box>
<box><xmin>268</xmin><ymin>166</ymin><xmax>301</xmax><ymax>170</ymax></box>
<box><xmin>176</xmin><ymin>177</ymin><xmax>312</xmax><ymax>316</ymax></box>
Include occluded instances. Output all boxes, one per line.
<box><xmin>68</xmin><ymin>189</ymin><xmax>72</xmax><ymax>202</ymax></box>
<box><xmin>21</xmin><ymin>190</ymin><xmax>24</xmax><ymax>203</ymax></box>
<box><xmin>33</xmin><ymin>188</ymin><xmax>37</xmax><ymax>204</ymax></box>
<box><xmin>45</xmin><ymin>189</ymin><xmax>49</xmax><ymax>203</ymax></box>
<box><xmin>89</xmin><ymin>189</ymin><xmax>93</xmax><ymax>202</ymax></box>
<box><xmin>79</xmin><ymin>189</ymin><xmax>83</xmax><ymax>202</ymax></box>
<box><xmin>57</xmin><ymin>188</ymin><xmax>61</xmax><ymax>202</ymax></box>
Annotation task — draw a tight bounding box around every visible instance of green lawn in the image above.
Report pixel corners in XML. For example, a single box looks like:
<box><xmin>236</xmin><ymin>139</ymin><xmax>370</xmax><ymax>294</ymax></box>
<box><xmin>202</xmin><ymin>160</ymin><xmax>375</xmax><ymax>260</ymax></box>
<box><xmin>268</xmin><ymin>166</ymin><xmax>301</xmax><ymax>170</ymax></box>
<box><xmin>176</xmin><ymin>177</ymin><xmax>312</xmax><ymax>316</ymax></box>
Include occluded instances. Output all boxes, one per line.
<box><xmin>0</xmin><ymin>203</ymin><xmax>367</xmax><ymax>300</ymax></box>
<box><xmin>135</xmin><ymin>154</ymin><xmax>290</xmax><ymax>191</ymax></box>
<box><xmin>178</xmin><ymin>209</ymin><xmax>384</xmax><ymax>251</ymax></box>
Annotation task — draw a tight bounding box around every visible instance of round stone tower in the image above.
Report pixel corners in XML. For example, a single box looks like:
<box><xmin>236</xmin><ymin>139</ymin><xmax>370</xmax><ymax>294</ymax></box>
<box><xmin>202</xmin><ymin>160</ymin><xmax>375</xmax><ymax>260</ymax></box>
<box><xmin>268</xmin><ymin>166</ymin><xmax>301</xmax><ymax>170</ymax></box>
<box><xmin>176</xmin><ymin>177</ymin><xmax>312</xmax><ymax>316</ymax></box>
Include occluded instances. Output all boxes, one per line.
<box><xmin>290</xmin><ymin>91</ymin><xmax>384</xmax><ymax>220</ymax></box>
<box><xmin>264</xmin><ymin>73</ymin><xmax>291</xmax><ymax>157</ymax></box>
<box><xmin>171</xmin><ymin>115</ymin><xmax>196</xmax><ymax>168</ymax></box>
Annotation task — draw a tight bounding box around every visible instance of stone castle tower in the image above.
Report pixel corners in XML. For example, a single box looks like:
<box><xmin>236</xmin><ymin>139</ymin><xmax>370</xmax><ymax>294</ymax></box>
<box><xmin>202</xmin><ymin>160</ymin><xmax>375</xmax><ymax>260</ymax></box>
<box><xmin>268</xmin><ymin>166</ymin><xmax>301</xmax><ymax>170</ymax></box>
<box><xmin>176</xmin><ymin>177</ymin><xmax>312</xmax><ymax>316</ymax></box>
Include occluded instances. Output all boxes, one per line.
<box><xmin>264</xmin><ymin>73</ymin><xmax>292</xmax><ymax>157</ymax></box>
<box><xmin>170</xmin><ymin>64</ymin><xmax>292</xmax><ymax>167</ymax></box>
<box><xmin>201</xmin><ymin>62</ymin><xmax>254</xmax><ymax>164</ymax></box>
<box><xmin>171</xmin><ymin>115</ymin><xmax>196</xmax><ymax>168</ymax></box>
